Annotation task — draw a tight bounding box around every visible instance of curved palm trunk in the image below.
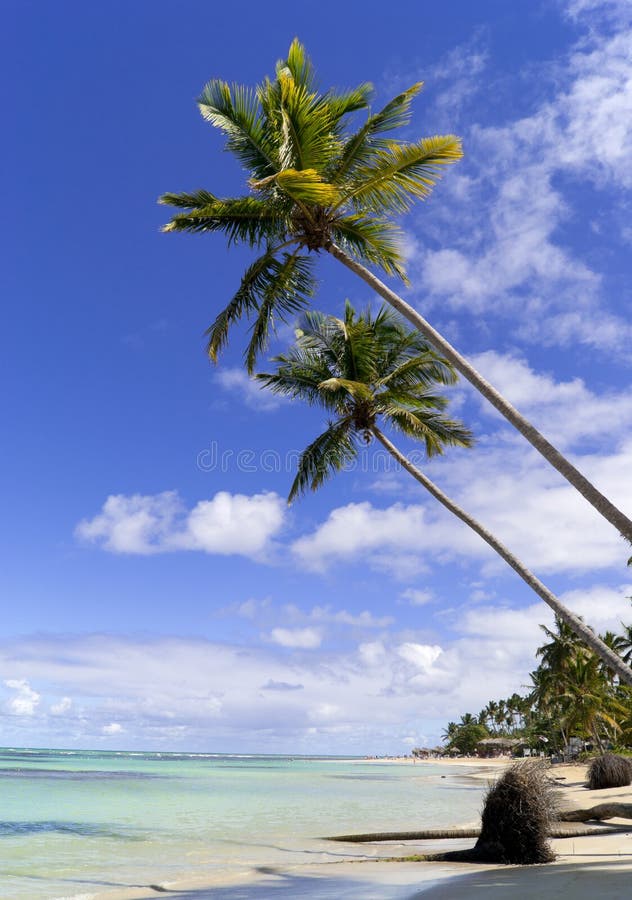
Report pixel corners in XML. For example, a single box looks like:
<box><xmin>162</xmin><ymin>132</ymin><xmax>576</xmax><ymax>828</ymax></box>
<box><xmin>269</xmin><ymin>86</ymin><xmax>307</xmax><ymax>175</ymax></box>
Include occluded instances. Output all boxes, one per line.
<box><xmin>371</xmin><ymin>425</ymin><xmax>632</xmax><ymax>686</ymax></box>
<box><xmin>328</xmin><ymin>242</ymin><xmax>632</xmax><ymax>543</ymax></box>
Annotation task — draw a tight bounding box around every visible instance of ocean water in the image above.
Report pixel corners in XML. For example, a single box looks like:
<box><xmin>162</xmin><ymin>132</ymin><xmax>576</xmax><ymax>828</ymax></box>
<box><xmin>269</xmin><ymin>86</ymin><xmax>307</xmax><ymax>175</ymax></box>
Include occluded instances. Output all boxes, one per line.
<box><xmin>0</xmin><ymin>748</ymin><xmax>487</xmax><ymax>900</ymax></box>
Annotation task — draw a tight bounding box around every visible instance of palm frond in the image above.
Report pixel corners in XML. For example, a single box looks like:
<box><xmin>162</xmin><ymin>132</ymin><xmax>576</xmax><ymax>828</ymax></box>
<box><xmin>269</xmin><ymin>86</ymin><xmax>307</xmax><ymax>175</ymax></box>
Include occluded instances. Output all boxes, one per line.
<box><xmin>330</xmin><ymin>215</ymin><xmax>408</xmax><ymax>280</ymax></box>
<box><xmin>324</xmin><ymin>83</ymin><xmax>373</xmax><ymax>125</ymax></box>
<box><xmin>243</xmin><ymin>252</ymin><xmax>316</xmax><ymax>372</ymax></box>
<box><xmin>159</xmin><ymin>189</ymin><xmax>218</xmax><ymax>209</ymax></box>
<box><xmin>197</xmin><ymin>80</ymin><xmax>277</xmax><ymax>177</ymax></box>
<box><xmin>340</xmin><ymin>135</ymin><xmax>463</xmax><ymax>214</ymax></box>
<box><xmin>276</xmin><ymin>73</ymin><xmax>341</xmax><ymax>171</ymax></box>
<box><xmin>333</xmin><ymin>82</ymin><xmax>423</xmax><ymax>181</ymax></box>
<box><xmin>273</xmin><ymin>168</ymin><xmax>340</xmax><ymax>205</ymax></box>
<box><xmin>280</xmin><ymin>38</ymin><xmax>315</xmax><ymax>90</ymax></box>
<box><xmin>160</xmin><ymin>195</ymin><xmax>288</xmax><ymax>246</ymax></box>
<box><xmin>318</xmin><ymin>377</ymin><xmax>373</xmax><ymax>404</ymax></box>
<box><xmin>206</xmin><ymin>249</ymin><xmax>278</xmax><ymax>364</ymax></box>
<box><xmin>256</xmin><ymin>352</ymin><xmax>340</xmax><ymax>411</ymax></box>
<box><xmin>382</xmin><ymin>406</ymin><xmax>473</xmax><ymax>455</ymax></box>
<box><xmin>206</xmin><ymin>248</ymin><xmax>315</xmax><ymax>366</ymax></box>
<box><xmin>288</xmin><ymin>419</ymin><xmax>357</xmax><ymax>502</ymax></box>
<box><xmin>290</xmin><ymin>310</ymin><xmax>346</xmax><ymax>373</ymax></box>
<box><xmin>376</xmin><ymin>352</ymin><xmax>457</xmax><ymax>390</ymax></box>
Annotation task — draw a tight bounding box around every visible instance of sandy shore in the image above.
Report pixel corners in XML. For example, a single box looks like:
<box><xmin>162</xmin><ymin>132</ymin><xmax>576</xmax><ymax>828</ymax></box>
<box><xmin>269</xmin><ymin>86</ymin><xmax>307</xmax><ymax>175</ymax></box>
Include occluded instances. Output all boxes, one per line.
<box><xmin>94</xmin><ymin>758</ymin><xmax>632</xmax><ymax>900</ymax></box>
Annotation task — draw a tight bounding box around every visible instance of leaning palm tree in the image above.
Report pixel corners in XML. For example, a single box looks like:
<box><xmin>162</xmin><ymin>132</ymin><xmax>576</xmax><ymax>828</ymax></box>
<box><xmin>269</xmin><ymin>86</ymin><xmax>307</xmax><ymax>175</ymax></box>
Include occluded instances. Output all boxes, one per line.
<box><xmin>160</xmin><ymin>38</ymin><xmax>632</xmax><ymax>543</ymax></box>
<box><xmin>257</xmin><ymin>303</ymin><xmax>632</xmax><ymax>684</ymax></box>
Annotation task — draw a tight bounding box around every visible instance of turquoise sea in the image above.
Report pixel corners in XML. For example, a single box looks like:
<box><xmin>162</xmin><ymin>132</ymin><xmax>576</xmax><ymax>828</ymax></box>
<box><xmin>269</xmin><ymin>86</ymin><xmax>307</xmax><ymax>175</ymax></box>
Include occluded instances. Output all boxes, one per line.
<box><xmin>0</xmin><ymin>748</ymin><xmax>488</xmax><ymax>900</ymax></box>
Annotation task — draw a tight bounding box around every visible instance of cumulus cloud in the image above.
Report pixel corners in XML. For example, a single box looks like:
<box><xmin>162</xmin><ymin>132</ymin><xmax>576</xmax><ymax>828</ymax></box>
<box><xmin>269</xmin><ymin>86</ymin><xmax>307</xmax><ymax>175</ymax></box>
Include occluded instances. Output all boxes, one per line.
<box><xmin>292</xmin><ymin>501</ymin><xmax>438</xmax><ymax>577</ymax></box>
<box><xmin>4</xmin><ymin>679</ymin><xmax>40</xmax><ymax>716</ymax></box>
<box><xmin>76</xmin><ymin>490</ymin><xmax>285</xmax><ymax>558</ymax></box>
<box><xmin>215</xmin><ymin>368</ymin><xmax>283</xmax><ymax>411</ymax></box>
<box><xmin>397</xmin><ymin>643</ymin><xmax>443</xmax><ymax>670</ymax></box>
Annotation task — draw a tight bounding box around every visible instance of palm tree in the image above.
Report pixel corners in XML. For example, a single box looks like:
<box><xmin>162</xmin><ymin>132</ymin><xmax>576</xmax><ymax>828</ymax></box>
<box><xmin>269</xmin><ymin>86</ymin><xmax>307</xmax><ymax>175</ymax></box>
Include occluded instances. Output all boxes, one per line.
<box><xmin>458</xmin><ymin>713</ymin><xmax>477</xmax><ymax>727</ymax></box>
<box><xmin>557</xmin><ymin>655</ymin><xmax>626</xmax><ymax>752</ymax></box>
<box><xmin>257</xmin><ymin>303</ymin><xmax>632</xmax><ymax>684</ymax></box>
<box><xmin>441</xmin><ymin>721</ymin><xmax>459</xmax><ymax>744</ymax></box>
<box><xmin>506</xmin><ymin>693</ymin><xmax>526</xmax><ymax>733</ymax></box>
<box><xmin>160</xmin><ymin>38</ymin><xmax>632</xmax><ymax>543</ymax></box>
<box><xmin>482</xmin><ymin>700</ymin><xmax>499</xmax><ymax>735</ymax></box>
<box><xmin>536</xmin><ymin>618</ymin><xmax>589</xmax><ymax>675</ymax></box>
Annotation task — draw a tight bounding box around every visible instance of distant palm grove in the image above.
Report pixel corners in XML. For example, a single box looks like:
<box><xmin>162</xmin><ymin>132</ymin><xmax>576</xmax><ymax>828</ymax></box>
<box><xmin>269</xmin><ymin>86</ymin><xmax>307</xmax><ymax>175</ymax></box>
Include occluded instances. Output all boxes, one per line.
<box><xmin>442</xmin><ymin>612</ymin><xmax>632</xmax><ymax>758</ymax></box>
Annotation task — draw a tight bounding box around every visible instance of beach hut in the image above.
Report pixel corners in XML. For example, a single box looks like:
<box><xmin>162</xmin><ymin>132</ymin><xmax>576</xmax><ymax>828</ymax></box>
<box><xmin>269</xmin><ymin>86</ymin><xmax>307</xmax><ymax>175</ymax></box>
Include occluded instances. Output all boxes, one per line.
<box><xmin>411</xmin><ymin>747</ymin><xmax>432</xmax><ymax>759</ymax></box>
<box><xmin>476</xmin><ymin>737</ymin><xmax>525</xmax><ymax>759</ymax></box>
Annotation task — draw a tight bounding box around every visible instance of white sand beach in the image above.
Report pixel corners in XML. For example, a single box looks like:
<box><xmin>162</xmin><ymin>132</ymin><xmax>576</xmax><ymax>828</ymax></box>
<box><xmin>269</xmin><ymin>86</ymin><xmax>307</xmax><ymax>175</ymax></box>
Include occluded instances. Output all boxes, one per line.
<box><xmin>94</xmin><ymin>758</ymin><xmax>632</xmax><ymax>900</ymax></box>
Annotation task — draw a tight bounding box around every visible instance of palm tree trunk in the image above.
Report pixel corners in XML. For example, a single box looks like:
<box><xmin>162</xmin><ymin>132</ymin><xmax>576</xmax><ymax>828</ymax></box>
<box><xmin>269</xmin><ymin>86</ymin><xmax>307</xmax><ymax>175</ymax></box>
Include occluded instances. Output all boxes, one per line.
<box><xmin>328</xmin><ymin>242</ymin><xmax>632</xmax><ymax>543</ymax></box>
<box><xmin>370</xmin><ymin>425</ymin><xmax>632</xmax><ymax>686</ymax></box>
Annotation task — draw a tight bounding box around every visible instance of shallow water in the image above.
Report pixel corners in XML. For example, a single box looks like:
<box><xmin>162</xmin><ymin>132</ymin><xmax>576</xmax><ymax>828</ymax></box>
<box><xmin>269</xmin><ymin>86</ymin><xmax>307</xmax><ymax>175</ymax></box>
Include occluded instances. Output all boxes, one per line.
<box><xmin>0</xmin><ymin>748</ymin><xmax>487</xmax><ymax>899</ymax></box>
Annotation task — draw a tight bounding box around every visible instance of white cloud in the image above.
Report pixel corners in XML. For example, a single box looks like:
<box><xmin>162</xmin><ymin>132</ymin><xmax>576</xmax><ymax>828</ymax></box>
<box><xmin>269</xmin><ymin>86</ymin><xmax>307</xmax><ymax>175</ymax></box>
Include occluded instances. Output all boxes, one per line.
<box><xmin>416</xmin><ymin>23</ymin><xmax>632</xmax><ymax>353</ymax></box>
<box><xmin>467</xmin><ymin>350</ymin><xmax>632</xmax><ymax>448</ymax></box>
<box><xmin>397</xmin><ymin>643</ymin><xmax>443</xmax><ymax>670</ymax></box>
<box><xmin>4</xmin><ymin>679</ymin><xmax>40</xmax><ymax>716</ymax></box>
<box><xmin>76</xmin><ymin>490</ymin><xmax>285</xmax><ymax>558</ymax></box>
<box><xmin>215</xmin><ymin>368</ymin><xmax>283</xmax><ymax>411</ymax></box>
<box><xmin>50</xmin><ymin>697</ymin><xmax>72</xmax><ymax>715</ymax></box>
<box><xmin>292</xmin><ymin>501</ymin><xmax>436</xmax><ymax>577</ymax></box>
<box><xmin>358</xmin><ymin>641</ymin><xmax>386</xmax><ymax>667</ymax></box>
<box><xmin>427</xmin><ymin>37</ymin><xmax>489</xmax><ymax>126</ymax></box>
<box><xmin>401</xmin><ymin>589</ymin><xmax>435</xmax><ymax>607</ymax></box>
<box><xmin>304</xmin><ymin>606</ymin><xmax>394</xmax><ymax>628</ymax></box>
<box><xmin>102</xmin><ymin>723</ymin><xmax>123</xmax><ymax>735</ymax></box>
<box><xmin>269</xmin><ymin>627</ymin><xmax>322</xmax><ymax>649</ymax></box>
<box><xmin>76</xmin><ymin>491</ymin><xmax>183</xmax><ymax>554</ymax></box>
<box><xmin>0</xmin><ymin>594</ymin><xmax>628</xmax><ymax>753</ymax></box>
<box><xmin>290</xmin><ymin>349</ymin><xmax>632</xmax><ymax>580</ymax></box>
<box><xmin>184</xmin><ymin>492</ymin><xmax>284</xmax><ymax>556</ymax></box>
<box><xmin>564</xmin><ymin>0</ymin><xmax>632</xmax><ymax>28</ymax></box>
<box><xmin>291</xmin><ymin>432</ymin><xmax>632</xmax><ymax>578</ymax></box>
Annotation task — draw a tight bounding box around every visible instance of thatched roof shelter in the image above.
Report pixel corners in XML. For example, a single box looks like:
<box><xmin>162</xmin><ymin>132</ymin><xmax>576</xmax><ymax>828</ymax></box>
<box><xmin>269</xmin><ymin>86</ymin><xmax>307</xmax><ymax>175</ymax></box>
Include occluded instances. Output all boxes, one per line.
<box><xmin>477</xmin><ymin>737</ymin><xmax>526</xmax><ymax>758</ymax></box>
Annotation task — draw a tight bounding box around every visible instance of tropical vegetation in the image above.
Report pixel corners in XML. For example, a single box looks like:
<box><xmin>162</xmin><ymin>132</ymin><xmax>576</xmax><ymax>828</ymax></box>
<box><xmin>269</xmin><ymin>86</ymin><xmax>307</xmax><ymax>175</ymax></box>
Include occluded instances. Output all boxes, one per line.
<box><xmin>160</xmin><ymin>38</ymin><xmax>632</xmax><ymax>543</ymax></box>
<box><xmin>443</xmin><ymin>611</ymin><xmax>632</xmax><ymax>758</ymax></box>
<box><xmin>257</xmin><ymin>304</ymin><xmax>632</xmax><ymax>683</ymax></box>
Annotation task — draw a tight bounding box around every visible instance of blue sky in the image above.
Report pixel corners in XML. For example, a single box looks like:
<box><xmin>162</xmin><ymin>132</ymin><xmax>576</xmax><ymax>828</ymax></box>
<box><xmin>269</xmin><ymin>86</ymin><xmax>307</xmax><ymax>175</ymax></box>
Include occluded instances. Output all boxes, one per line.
<box><xmin>2</xmin><ymin>0</ymin><xmax>631</xmax><ymax>753</ymax></box>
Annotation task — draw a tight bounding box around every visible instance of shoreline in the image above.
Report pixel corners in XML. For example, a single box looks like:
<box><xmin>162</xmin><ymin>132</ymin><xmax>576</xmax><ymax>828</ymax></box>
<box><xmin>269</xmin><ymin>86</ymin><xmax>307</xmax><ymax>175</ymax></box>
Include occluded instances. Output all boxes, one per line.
<box><xmin>86</xmin><ymin>758</ymin><xmax>632</xmax><ymax>900</ymax></box>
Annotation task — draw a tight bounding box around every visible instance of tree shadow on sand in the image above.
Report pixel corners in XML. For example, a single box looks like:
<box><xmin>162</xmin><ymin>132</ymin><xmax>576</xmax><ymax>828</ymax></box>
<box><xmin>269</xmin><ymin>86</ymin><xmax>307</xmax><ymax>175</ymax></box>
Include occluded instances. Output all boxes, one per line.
<box><xmin>121</xmin><ymin>856</ymin><xmax>632</xmax><ymax>899</ymax></box>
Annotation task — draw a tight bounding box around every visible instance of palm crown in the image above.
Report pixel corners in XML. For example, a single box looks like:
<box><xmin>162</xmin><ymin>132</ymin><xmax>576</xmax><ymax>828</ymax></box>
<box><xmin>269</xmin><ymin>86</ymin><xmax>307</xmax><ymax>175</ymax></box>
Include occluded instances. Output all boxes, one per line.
<box><xmin>160</xmin><ymin>38</ymin><xmax>461</xmax><ymax>370</ymax></box>
<box><xmin>257</xmin><ymin>302</ymin><xmax>472</xmax><ymax>501</ymax></box>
